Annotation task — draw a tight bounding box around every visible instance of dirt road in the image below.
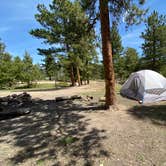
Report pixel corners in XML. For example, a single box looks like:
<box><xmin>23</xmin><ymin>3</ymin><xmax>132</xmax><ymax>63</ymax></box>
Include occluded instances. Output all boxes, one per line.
<box><xmin>0</xmin><ymin>81</ymin><xmax>104</xmax><ymax>99</ymax></box>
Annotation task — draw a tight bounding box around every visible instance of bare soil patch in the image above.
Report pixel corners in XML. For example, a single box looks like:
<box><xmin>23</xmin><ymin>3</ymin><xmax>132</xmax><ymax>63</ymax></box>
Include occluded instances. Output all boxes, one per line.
<box><xmin>0</xmin><ymin>81</ymin><xmax>166</xmax><ymax>166</ymax></box>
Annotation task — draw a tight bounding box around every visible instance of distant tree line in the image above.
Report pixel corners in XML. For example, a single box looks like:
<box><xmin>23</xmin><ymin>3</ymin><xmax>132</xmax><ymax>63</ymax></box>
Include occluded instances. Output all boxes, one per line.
<box><xmin>0</xmin><ymin>41</ymin><xmax>43</xmax><ymax>89</ymax></box>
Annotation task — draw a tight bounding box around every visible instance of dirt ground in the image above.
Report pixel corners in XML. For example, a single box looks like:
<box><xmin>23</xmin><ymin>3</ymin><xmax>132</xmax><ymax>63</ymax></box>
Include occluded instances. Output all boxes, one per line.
<box><xmin>0</xmin><ymin>81</ymin><xmax>166</xmax><ymax>166</ymax></box>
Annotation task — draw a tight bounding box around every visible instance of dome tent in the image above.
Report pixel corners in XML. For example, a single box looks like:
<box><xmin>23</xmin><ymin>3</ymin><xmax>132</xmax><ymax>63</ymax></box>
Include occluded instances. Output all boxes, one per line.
<box><xmin>120</xmin><ymin>70</ymin><xmax>166</xmax><ymax>103</ymax></box>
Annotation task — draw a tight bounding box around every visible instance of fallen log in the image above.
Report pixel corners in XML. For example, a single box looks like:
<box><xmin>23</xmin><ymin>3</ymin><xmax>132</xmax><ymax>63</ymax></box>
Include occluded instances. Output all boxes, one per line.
<box><xmin>55</xmin><ymin>95</ymin><xmax>82</xmax><ymax>102</ymax></box>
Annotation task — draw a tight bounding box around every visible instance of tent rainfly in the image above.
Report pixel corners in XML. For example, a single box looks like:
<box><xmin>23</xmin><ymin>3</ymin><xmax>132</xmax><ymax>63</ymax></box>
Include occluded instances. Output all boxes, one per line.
<box><xmin>120</xmin><ymin>70</ymin><xmax>166</xmax><ymax>103</ymax></box>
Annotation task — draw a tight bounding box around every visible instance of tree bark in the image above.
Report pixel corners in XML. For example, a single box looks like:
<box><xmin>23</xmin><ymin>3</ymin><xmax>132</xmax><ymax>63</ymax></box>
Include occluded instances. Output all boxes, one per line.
<box><xmin>70</xmin><ymin>65</ymin><xmax>75</xmax><ymax>86</ymax></box>
<box><xmin>87</xmin><ymin>77</ymin><xmax>90</xmax><ymax>84</ymax></box>
<box><xmin>76</xmin><ymin>66</ymin><xmax>81</xmax><ymax>86</ymax></box>
<box><xmin>66</xmin><ymin>43</ymin><xmax>76</xmax><ymax>86</ymax></box>
<box><xmin>99</xmin><ymin>0</ymin><xmax>116</xmax><ymax>108</ymax></box>
<box><xmin>27</xmin><ymin>81</ymin><xmax>31</xmax><ymax>88</ymax></box>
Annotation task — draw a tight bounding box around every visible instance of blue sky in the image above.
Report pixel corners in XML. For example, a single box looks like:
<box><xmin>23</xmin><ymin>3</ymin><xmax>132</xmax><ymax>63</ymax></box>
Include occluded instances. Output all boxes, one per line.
<box><xmin>0</xmin><ymin>0</ymin><xmax>165</xmax><ymax>64</ymax></box>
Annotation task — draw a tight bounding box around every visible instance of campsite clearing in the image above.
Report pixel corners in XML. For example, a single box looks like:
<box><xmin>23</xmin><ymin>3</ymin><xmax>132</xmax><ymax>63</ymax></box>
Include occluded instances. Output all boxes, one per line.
<box><xmin>0</xmin><ymin>81</ymin><xmax>166</xmax><ymax>166</ymax></box>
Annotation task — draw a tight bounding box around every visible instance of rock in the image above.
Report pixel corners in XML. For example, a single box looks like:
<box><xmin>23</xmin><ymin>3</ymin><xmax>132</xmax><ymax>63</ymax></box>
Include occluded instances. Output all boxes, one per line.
<box><xmin>17</xmin><ymin>92</ymin><xmax>31</xmax><ymax>103</ymax></box>
<box><xmin>0</xmin><ymin>92</ymin><xmax>32</xmax><ymax>108</ymax></box>
<box><xmin>11</xmin><ymin>94</ymin><xmax>17</xmax><ymax>98</ymax></box>
<box><xmin>0</xmin><ymin>93</ymin><xmax>32</xmax><ymax>120</ymax></box>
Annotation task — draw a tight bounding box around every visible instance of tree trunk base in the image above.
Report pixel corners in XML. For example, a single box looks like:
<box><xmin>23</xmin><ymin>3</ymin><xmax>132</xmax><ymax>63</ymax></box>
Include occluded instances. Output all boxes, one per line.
<box><xmin>105</xmin><ymin>104</ymin><xmax>119</xmax><ymax>111</ymax></box>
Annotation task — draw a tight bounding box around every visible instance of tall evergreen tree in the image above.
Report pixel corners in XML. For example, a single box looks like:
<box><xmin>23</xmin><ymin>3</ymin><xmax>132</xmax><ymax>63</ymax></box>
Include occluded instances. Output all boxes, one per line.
<box><xmin>13</xmin><ymin>56</ymin><xmax>24</xmax><ymax>82</ymax></box>
<box><xmin>0</xmin><ymin>53</ymin><xmax>14</xmax><ymax>88</ymax></box>
<box><xmin>30</xmin><ymin>0</ymin><xmax>97</xmax><ymax>86</ymax></box>
<box><xmin>39</xmin><ymin>52</ymin><xmax>56</xmax><ymax>81</ymax></box>
<box><xmin>141</xmin><ymin>11</ymin><xmax>166</xmax><ymax>74</ymax></box>
<box><xmin>124</xmin><ymin>47</ymin><xmax>139</xmax><ymax>76</ymax></box>
<box><xmin>110</xmin><ymin>23</ymin><xmax>123</xmax><ymax>79</ymax></box>
<box><xmin>0</xmin><ymin>40</ymin><xmax>15</xmax><ymax>88</ymax></box>
<box><xmin>22</xmin><ymin>51</ymin><xmax>41</xmax><ymax>87</ymax></box>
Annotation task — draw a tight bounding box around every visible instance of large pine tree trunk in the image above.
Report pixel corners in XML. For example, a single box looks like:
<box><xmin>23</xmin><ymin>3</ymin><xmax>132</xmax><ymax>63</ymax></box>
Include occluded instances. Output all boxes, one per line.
<box><xmin>27</xmin><ymin>80</ymin><xmax>31</xmax><ymax>88</ymax></box>
<box><xmin>70</xmin><ymin>65</ymin><xmax>75</xmax><ymax>86</ymax></box>
<box><xmin>87</xmin><ymin>76</ymin><xmax>90</xmax><ymax>84</ymax></box>
<box><xmin>66</xmin><ymin>44</ymin><xmax>75</xmax><ymax>86</ymax></box>
<box><xmin>99</xmin><ymin>0</ymin><xmax>116</xmax><ymax>109</ymax></box>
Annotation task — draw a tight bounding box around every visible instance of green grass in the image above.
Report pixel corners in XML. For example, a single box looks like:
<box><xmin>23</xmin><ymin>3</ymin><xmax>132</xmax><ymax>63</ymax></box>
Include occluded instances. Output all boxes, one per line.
<box><xmin>0</xmin><ymin>82</ymin><xmax>70</xmax><ymax>92</ymax></box>
<box><xmin>116</xmin><ymin>83</ymin><xmax>122</xmax><ymax>93</ymax></box>
<box><xmin>80</xmin><ymin>83</ymin><xmax>122</xmax><ymax>98</ymax></box>
<box><xmin>16</xmin><ymin>83</ymin><xmax>55</xmax><ymax>89</ymax></box>
<box><xmin>59</xmin><ymin>136</ymin><xmax>78</xmax><ymax>146</ymax></box>
<box><xmin>36</xmin><ymin>159</ymin><xmax>45</xmax><ymax>165</ymax></box>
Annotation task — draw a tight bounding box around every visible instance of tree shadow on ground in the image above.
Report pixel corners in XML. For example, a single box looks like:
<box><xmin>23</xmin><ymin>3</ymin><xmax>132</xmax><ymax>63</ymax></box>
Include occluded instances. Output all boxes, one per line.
<box><xmin>127</xmin><ymin>104</ymin><xmax>166</xmax><ymax>126</ymax></box>
<box><xmin>0</xmin><ymin>112</ymin><xmax>24</xmax><ymax>121</ymax></box>
<box><xmin>0</xmin><ymin>99</ymin><xmax>109</xmax><ymax>165</ymax></box>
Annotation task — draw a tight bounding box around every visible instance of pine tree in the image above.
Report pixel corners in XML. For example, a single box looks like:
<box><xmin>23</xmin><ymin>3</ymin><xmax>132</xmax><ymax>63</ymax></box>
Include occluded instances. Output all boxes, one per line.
<box><xmin>110</xmin><ymin>23</ymin><xmax>123</xmax><ymax>80</ymax></box>
<box><xmin>41</xmin><ymin>54</ymin><xmax>55</xmax><ymax>81</ymax></box>
<box><xmin>0</xmin><ymin>53</ymin><xmax>14</xmax><ymax>88</ymax></box>
<box><xmin>99</xmin><ymin>0</ymin><xmax>147</xmax><ymax>108</ymax></box>
<box><xmin>80</xmin><ymin>0</ymin><xmax>147</xmax><ymax>108</ymax></box>
<box><xmin>0</xmin><ymin>40</ymin><xmax>15</xmax><ymax>88</ymax></box>
<box><xmin>13</xmin><ymin>56</ymin><xmax>24</xmax><ymax>82</ymax></box>
<box><xmin>124</xmin><ymin>47</ymin><xmax>139</xmax><ymax>77</ymax></box>
<box><xmin>141</xmin><ymin>11</ymin><xmax>166</xmax><ymax>75</ymax></box>
<box><xmin>22</xmin><ymin>51</ymin><xmax>40</xmax><ymax>87</ymax></box>
<box><xmin>30</xmin><ymin>0</ymin><xmax>97</xmax><ymax>86</ymax></box>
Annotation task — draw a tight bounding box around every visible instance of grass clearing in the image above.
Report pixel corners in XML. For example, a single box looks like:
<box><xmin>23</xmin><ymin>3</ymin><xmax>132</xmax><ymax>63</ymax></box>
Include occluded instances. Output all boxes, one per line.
<box><xmin>80</xmin><ymin>83</ymin><xmax>121</xmax><ymax>98</ymax></box>
<box><xmin>0</xmin><ymin>81</ymin><xmax>70</xmax><ymax>92</ymax></box>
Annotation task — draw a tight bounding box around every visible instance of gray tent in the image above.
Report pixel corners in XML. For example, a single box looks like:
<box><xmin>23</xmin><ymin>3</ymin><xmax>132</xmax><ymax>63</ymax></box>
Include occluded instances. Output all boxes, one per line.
<box><xmin>120</xmin><ymin>70</ymin><xmax>166</xmax><ymax>103</ymax></box>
